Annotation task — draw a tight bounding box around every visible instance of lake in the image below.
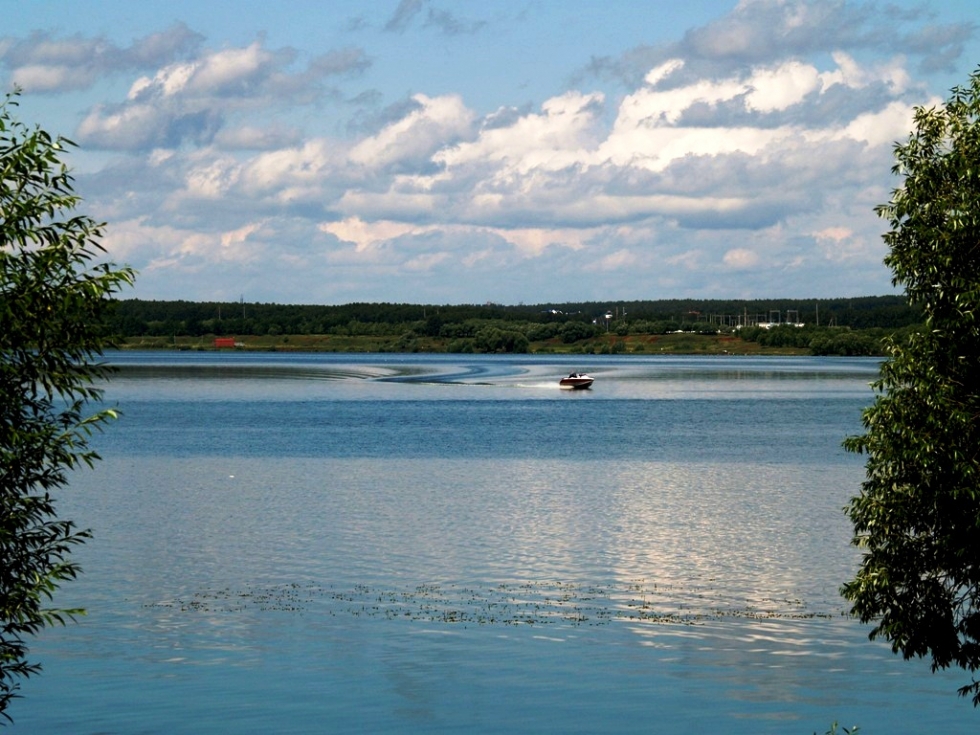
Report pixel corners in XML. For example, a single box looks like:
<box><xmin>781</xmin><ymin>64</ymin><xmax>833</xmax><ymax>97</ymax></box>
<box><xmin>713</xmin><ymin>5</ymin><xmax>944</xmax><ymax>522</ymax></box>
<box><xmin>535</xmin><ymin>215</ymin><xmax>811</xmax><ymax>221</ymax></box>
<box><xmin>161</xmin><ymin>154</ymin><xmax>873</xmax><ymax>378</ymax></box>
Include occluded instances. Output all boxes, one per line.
<box><xmin>11</xmin><ymin>353</ymin><xmax>976</xmax><ymax>733</ymax></box>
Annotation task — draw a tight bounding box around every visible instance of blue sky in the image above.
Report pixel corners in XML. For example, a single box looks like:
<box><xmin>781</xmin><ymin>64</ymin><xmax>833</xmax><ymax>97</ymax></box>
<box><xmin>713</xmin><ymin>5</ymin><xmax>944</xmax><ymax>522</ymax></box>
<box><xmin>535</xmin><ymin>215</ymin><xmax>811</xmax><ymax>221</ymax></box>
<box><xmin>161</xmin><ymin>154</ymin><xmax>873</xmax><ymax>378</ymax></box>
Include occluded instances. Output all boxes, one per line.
<box><xmin>3</xmin><ymin>1</ymin><xmax>979</xmax><ymax>305</ymax></box>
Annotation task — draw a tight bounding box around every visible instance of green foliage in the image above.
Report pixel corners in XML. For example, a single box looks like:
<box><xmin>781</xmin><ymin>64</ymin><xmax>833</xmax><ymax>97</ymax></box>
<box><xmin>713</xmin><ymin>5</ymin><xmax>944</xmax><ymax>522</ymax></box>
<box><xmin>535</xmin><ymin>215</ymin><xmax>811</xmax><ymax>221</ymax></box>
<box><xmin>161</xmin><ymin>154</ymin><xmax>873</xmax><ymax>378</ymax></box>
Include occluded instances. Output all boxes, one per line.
<box><xmin>560</xmin><ymin>320</ymin><xmax>599</xmax><ymax>344</ymax></box>
<box><xmin>0</xmin><ymin>92</ymin><xmax>134</xmax><ymax>720</ymax></box>
<box><xmin>525</xmin><ymin>322</ymin><xmax>560</xmax><ymax>341</ymax></box>
<box><xmin>472</xmin><ymin>327</ymin><xmax>529</xmax><ymax>353</ymax></box>
<box><xmin>736</xmin><ymin>323</ymin><xmax>886</xmax><ymax>355</ymax></box>
<box><xmin>747</xmin><ymin>324</ymin><xmax>812</xmax><ymax>348</ymax></box>
<box><xmin>808</xmin><ymin>330</ymin><xmax>881</xmax><ymax>356</ymax></box>
<box><xmin>842</xmin><ymin>68</ymin><xmax>980</xmax><ymax>704</ymax></box>
<box><xmin>108</xmin><ymin>295</ymin><xmax>920</xmax><ymax>340</ymax></box>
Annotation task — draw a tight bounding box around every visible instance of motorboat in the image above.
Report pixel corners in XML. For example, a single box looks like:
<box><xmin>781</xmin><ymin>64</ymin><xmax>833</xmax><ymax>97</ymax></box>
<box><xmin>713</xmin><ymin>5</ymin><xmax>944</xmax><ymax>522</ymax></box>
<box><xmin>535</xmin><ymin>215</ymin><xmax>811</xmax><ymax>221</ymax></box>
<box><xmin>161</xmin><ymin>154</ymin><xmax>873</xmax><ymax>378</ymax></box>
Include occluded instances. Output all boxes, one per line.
<box><xmin>559</xmin><ymin>372</ymin><xmax>594</xmax><ymax>390</ymax></box>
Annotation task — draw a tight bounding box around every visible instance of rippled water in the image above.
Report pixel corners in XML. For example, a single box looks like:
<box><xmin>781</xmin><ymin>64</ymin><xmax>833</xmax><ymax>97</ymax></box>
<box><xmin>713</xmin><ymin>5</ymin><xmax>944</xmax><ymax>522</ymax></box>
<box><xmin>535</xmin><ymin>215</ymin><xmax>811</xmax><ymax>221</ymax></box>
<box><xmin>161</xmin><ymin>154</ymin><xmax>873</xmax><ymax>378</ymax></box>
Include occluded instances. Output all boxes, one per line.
<box><xmin>12</xmin><ymin>353</ymin><xmax>976</xmax><ymax>733</ymax></box>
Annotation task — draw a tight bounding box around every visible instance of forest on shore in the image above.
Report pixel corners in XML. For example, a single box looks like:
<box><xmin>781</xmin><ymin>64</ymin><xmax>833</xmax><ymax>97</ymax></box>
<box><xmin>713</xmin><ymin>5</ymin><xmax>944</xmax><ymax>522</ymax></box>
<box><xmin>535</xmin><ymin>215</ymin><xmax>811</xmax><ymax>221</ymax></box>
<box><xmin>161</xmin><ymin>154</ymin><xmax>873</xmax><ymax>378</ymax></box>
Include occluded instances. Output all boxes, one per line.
<box><xmin>110</xmin><ymin>295</ymin><xmax>921</xmax><ymax>356</ymax></box>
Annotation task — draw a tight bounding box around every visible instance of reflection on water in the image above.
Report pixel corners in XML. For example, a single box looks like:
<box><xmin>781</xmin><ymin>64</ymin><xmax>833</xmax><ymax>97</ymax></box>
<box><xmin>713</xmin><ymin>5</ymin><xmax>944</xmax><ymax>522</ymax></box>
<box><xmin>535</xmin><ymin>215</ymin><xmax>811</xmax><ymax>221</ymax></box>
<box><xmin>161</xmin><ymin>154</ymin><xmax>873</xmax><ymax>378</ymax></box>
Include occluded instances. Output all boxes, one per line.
<box><xmin>103</xmin><ymin>350</ymin><xmax>879</xmax><ymax>401</ymax></box>
<box><xmin>15</xmin><ymin>354</ymin><xmax>973</xmax><ymax>734</ymax></box>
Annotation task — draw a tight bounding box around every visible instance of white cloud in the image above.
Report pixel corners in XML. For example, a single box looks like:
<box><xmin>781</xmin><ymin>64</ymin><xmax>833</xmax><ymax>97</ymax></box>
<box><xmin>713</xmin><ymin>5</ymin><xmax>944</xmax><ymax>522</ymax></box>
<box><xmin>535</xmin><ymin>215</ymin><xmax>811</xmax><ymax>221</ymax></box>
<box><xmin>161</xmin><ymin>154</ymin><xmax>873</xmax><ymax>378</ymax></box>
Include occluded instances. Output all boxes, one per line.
<box><xmin>744</xmin><ymin>61</ymin><xmax>821</xmax><ymax>112</ymax></box>
<box><xmin>11</xmin><ymin>63</ymin><xmax>86</xmax><ymax>91</ymax></box>
<box><xmin>320</xmin><ymin>218</ymin><xmax>602</xmax><ymax>269</ymax></box>
<box><xmin>0</xmin><ymin>24</ymin><xmax>203</xmax><ymax>93</ymax></box>
<box><xmin>131</xmin><ymin>62</ymin><xmax>193</xmax><ymax>99</ymax></box>
<box><xmin>488</xmin><ymin>226</ymin><xmax>594</xmax><ymax>256</ymax></box>
<box><xmin>164</xmin><ymin>46</ymin><xmax>919</xmax><ymax>258</ymax></box>
<box><xmin>349</xmin><ymin>93</ymin><xmax>475</xmax><ymax>169</ymax></box>
<box><xmin>127</xmin><ymin>41</ymin><xmax>278</xmax><ymax>100</ymax></box>
<box><xmin>644</xmin><ymin>59</ymin><xmax>685</xmax><ymax>86</ymax></box>
<box><xmin>723</xmin><ymin>248</ymin><xmax>760</xmax><ymax>269</ymax></box>
<box><xmin>403</xmin><ymin>251</ymin><xmax>450</xmax><ymax>272</ymax></box>
<box><xmin>320</xmin><ymin>217</ymin><xmax>425</xmax><ymax>253</ymax></box>
<box><xmin>77</xmin><ymin>103</ymin><xmax>167</xmax><ymax>149</ymax></box>
<box><xmin>189</xmin><ymin>42</ymin><xmax>270</xmax><ymax>94</ymax></box>
<box><xmin>181</xmin><ymin>154</ymin><xmax>242</xmax><ymax>200</ymax></box>
<box><xmin>814</xmin><ymin>225</ymin><xmax>876</xmax><ymax>262</ymax></box>
<box><xmin>436</xmin><ymin>91</ymin><xmax>603</xmax><ymax>173</ymax></box>
<box><xmin>590</xmin><ymin>249</ymin><xmax>638</xmax><ymax>272</ymax></box>
<box><xmin>834</xmin><ymin>100</ymin><xmax>922</xmax><ymax>147</ymax></box>
<box><xmin>67</xmin><ymin>36</ymin><xmax>368</xmax><ymax>151</ymax></box>
<box><xmin>16</xmin><ymin>1</ymin><xmax>958</xmax><ymax>303</ymax></box>
<box><xmin>221</xmin><ymin>221</ymin><xmax>263</xmax><ymax>249</ymax></box>
<box><xmin>240</xmin><ymin>139</ymin><xmax>338</xmax><ymax>195</ymax></box>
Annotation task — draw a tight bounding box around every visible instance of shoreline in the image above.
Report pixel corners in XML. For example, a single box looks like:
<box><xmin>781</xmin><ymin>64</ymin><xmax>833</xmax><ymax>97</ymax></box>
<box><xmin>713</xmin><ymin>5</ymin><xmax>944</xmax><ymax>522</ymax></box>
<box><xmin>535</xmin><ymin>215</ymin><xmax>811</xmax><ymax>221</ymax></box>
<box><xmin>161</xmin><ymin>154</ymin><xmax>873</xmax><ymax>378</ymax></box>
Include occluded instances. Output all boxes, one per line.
<box><xmin>115</xmin><ymin>332</ymin><xmax>815</xmax><ymax>356</ymax></box>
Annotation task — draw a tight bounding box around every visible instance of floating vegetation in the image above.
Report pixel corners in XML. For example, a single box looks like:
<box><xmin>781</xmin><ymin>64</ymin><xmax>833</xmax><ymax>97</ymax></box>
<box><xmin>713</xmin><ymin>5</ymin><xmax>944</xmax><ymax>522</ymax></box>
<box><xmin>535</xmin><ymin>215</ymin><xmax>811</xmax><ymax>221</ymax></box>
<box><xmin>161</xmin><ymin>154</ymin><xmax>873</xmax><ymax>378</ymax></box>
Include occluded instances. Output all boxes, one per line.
<box><xmin>144</xmin><ymin>580</ymin><xmax>844</xmax><ymax>627</ymax></box>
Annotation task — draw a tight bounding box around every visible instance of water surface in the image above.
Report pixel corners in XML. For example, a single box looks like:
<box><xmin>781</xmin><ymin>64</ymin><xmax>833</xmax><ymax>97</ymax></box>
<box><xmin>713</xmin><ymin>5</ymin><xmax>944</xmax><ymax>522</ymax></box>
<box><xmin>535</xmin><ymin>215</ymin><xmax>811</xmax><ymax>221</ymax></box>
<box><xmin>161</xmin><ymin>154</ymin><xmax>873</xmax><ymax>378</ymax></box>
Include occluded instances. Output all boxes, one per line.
<box><xmin>13</xmin><ymin>353</ymin><xmax>974</xmax><ymax>733</ymax></box>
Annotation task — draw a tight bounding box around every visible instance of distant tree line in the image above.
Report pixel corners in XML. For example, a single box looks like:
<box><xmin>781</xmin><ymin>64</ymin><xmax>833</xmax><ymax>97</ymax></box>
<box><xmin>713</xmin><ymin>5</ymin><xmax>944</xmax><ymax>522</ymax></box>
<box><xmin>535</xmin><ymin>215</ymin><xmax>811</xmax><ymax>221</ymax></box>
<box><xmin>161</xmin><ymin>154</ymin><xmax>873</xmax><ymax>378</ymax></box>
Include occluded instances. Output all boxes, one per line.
<box><xmin>736</xmin><ymin>324</ymin><xmax>916</xmax><ymax>356</ymax></box>
<box><xmin>108</xmin><ymin>295</ymin><xmax>921</xmax><ymax>355</ymax></box>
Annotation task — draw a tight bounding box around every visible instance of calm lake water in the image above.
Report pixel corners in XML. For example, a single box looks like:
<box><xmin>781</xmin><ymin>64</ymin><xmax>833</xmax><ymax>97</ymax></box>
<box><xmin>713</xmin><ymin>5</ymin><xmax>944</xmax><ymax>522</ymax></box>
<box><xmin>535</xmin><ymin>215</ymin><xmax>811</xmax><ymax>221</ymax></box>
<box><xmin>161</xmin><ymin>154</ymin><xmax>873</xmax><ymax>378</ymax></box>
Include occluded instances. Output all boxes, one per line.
<box><xmin>12</xmin><ymin>353</ymin><xmax>977</xmax><ymax>733</ymax></box>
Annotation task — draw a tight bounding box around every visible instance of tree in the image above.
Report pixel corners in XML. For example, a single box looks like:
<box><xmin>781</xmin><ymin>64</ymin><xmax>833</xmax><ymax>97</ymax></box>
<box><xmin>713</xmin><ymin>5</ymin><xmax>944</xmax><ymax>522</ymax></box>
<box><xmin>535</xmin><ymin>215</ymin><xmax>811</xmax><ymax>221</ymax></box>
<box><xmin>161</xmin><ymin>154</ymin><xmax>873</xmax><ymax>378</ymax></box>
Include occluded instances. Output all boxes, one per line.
<box><xmin>0</xmin><ymin>92</ymin><xmax>134</xmax><ymax>720</ymax></box>
<box><xmin>842</xmin><ymin>69</ymin><xmax>980</xmax><ymax>704</ymax></box>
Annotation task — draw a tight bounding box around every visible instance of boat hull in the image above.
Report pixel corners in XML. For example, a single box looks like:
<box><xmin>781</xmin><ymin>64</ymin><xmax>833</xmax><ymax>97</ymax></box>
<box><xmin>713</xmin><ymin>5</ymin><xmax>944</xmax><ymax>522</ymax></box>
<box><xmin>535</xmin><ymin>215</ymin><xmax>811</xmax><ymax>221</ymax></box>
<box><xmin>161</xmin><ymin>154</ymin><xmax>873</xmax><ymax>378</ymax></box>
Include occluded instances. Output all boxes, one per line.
<box><xmin>559</xmin><ymin>375</ymin><xmax>594</xmax><ymax>389</ymax></box>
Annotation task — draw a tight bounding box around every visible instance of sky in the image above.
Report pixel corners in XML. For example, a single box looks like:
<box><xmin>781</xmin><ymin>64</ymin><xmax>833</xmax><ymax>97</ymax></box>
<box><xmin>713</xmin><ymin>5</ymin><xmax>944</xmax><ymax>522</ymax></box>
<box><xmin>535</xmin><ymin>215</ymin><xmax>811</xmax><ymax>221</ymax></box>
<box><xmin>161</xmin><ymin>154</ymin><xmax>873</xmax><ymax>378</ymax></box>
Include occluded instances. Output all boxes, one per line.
<box><xmin>3</xmin><ymin>1</ymin><xmax>979</xmax><ymax>305</ymax></box>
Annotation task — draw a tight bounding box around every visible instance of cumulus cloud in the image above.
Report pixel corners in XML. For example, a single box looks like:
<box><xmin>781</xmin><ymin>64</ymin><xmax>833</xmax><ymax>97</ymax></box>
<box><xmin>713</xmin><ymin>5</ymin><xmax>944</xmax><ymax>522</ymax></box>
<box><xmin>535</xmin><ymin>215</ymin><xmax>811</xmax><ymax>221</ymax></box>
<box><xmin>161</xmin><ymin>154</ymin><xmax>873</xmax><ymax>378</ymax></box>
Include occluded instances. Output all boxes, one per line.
<box><xmin>349</xmin><ymin>93</ymin><xmax>475</xmax><ymax>171</ymax></box>
<box><xmin>111</xmin><ymin>40</ymin><xmax>918</xmax><ymax>299</ymax></box>
<box><xmin>0</xmin><ymin>24</ymin><xmax>203</xmax><ymax>92</ymax></box>
<box><xmin>437</xmin><ymin>91</ymin><xmax>603</xmax><ymax>172</ymax></box>
<box><xmin>579</xmin><ymin>0</ymin><xmax>970</xmax><ymax>89</ymax></box>
<box><xmin>813</xmin><ymin>225</ymin><xmax>875</xmax><ymax>262</ymax></box>
<box><xmin>78</xmin><ymin>102</ymin><xmax>224</xmax><ymax>150</ymax></box>
<box><xmin>29</xmin><ymin>0</ymin><xmax>966</xmax><ymax>302</ymax></box>
<box><xmin>681</xmin><ymin>0</ymin><xmax>877</xmax><ymax>62</ymax></box>
<box><xmin>137</xmin><ymin>41</ymin><xmax>279</xmax><ymax>98</ymax></box>
<box><xmin>723</xmin><ymin>248</ymin><xmax>760</xmax><ymax>269</ymax></box>
<box><xmin>324</xmin><ymin>52</ymin><xmax>914</xmax><ymax>235</ymax></box>
<box><xmin>72</xmin><ymin>38</ymin><xmax>371</xmax><ymax>151</ymax></box>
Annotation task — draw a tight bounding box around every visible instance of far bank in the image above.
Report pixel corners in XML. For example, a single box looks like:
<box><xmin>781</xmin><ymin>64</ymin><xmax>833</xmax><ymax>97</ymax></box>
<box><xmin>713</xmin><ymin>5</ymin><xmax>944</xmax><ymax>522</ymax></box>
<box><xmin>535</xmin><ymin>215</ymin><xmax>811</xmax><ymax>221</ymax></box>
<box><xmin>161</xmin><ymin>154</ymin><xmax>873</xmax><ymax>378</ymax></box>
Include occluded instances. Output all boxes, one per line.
<box><xmin>117</xmin><ymin>331</ymin><xmax>847</xmax><ymax>356</ymax></box>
